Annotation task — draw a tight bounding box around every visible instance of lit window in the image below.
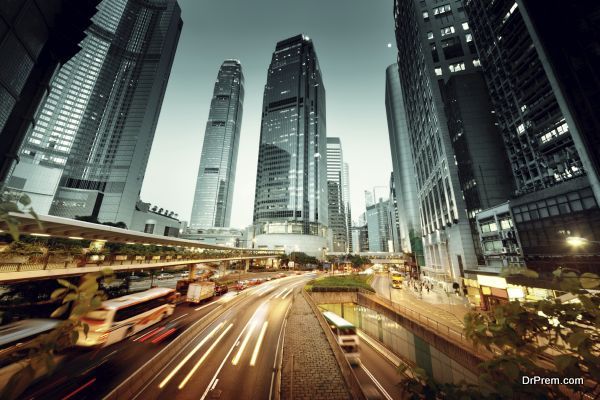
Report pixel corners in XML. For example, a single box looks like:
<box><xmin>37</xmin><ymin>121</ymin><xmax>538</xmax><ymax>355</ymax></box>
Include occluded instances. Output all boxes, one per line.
<box><xmin>472</xmin><ymin>59</ymin><xmax>481</xmax><ymax>67</ymax></box>
<box><xmin>462</xmin><ymin>22</ymin><xmax>469</xmax><ymax>30</ymax></box>
<box><xmin>448</xmin><ymin>62</ymin><xmax>465</xmax><ymax>72</ymax></box>
<box><xmin>466</xmin><ymin>33</ymin><xmax>473</xmax><ymax>42</ymax></box>
<box><xmin>427</xmin><ymin>31</ymin><xmax>434</xmax><ymax>40</ymax></box>
<box><xmin>516</xmin><ymin>123</ymin><xmax>525</xmax><ymax>134</ymax></box>
<box><xmin>434</xmin><ymin>67</ymin><xmax>443</xmax><ymax>76</ymax></box>
<box><xmin>423</xmin><ymin>11</ymin><xmax>429</xmax><ymax>19</ymax></box>
<box><xmin>440</xmin><ymin>26</ymin><xmax>455</xmax><ymax>37</ymax></box>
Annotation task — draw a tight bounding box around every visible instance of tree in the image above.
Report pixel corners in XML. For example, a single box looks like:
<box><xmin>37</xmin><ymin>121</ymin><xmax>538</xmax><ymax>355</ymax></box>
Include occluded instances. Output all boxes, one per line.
<box><xmin>0</xmin><ymin>192</ymin><xmax>40</xmax><ymax>240</ymax></box>
<box><xmin>400</xmin><ymin>268</ymin><xmax>600</xmax><ymax>399</ymax></box>
<box><xmin>0</xmin><ymin>269</ymin><xmax>114</xmax><ymax>400</ymax></box>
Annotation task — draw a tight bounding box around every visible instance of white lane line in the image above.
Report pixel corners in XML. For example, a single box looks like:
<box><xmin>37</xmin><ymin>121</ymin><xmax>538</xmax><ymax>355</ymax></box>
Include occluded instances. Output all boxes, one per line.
<box><xmin>273</xmin><ymin>288</ymin><xmax>287</xmax><ymax>299</ymax></box>
<box><xmin>249</xmin><ymin>321</ymin><xmax>268</xmax><ymax>366</ymax></box>
<box><xmin>281</xmin><ymin>287</ymin><xmax>294</xmax><ymax>299</ymax></box>
<box><xmin>178</xmin><ymin>323</ymin><xmax>234</xmax><ymax>389</ymax></box>
<box><xmin>195</xmin><ymin>302</ymin><xmax>218</xmax><ymax>311</ymax></box>
<box><xmin>360</xmin><ymin>364</ymin><xmax>394</xmax><ymax>400</ymax></box>
<box><xmin>199</xmin><ymin>302</ymin><xmax>269</xmax><ymax>400</ymax></box>
<box><xmin>170</xmin><ymin>313</ymin><xmax>189</xmax><ymax>323</ymax></box>
<box><xmin>210</xmin><ymin>379</ymin><xmax>219</xmax><ymax>391</ymax></box>
<box><xmin>268</xmin><ymin>301</ymin><xmax>292</xmax><ymax>400</ymax></box>
<box><xmin>231</xmin><ymin>321</ymin><xmax>256</xmax><ymax>365</ymax></box>
<box><xmin>158</xmin><ymin>322</ymin><xmax>224</xmax><ymax>389</ymax></box>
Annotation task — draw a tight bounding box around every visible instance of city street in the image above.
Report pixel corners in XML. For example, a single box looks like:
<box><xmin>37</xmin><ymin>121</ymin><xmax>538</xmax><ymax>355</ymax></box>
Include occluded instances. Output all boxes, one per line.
<box><xmin>21</xmin><ymin>275</ymin><xmax>310</xmax><ymax>400</ymax></box>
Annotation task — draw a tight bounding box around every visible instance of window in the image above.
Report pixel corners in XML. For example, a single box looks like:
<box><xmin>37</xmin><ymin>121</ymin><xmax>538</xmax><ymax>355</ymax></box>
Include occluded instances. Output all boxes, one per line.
<box><xmin>462</xmin><ymin>22</ymin><xmax>469</xmax><ymax>30</ymax></box>
<box><xmin>449</xmin><ymin>62</ymin><xmax>465</xmax><ymax>72</ymax></box>
<box><xmin>442</xmin><ymin>36</ymin><xmax>463</xmax><ymax>59</ymax></box>
<box><xmin>465</xmin><ymin>33</ymin><xmax>473</xmax><ymax>42</ymax></box>
<box><xmin>434</xmin><ymin>67</ymin><xmax>443</xmax><ymax>76</ymax></box>
<box><xmin>423</xmin><ymin>11</ymin><xmax>429</xmax><ymax>20</ymax></box>
<box><xmin>427</xmin><ymin>31</ymin><xmax>434</xmax><ymax>40</ymax></box>
<box><xmin>440</xmin><ymin>26</ymin><xmax>455</xmax><ymax>37</ymax></box>
<box><xmin>473</xmin><ymin>59</ymin><xmax>481</xmax><ymax>67</ymax></box>
<box><xmin>433</xmin><ymin>4</ymin><xmax>452</xmax><ymax>15</ymax></box>
<box><xmin>431</xmin><ymin>43</ymin><xmax>439</xmax><ymax>62</ymax></box>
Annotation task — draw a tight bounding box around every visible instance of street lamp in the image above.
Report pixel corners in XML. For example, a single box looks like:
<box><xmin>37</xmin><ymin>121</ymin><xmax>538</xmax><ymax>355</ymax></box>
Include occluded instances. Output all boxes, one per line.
<box><xmin>566</xmin><ymin>236</ymin><xmax>589</xmax><ymax>247</ymax></box>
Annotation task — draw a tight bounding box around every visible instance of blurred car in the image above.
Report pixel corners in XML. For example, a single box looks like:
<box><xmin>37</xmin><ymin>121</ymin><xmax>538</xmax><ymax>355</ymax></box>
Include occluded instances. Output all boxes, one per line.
<box><xmin>214</xmin><ymin>284</ymin><xmax>228</xmax><ymax>296</ymax></box>
<box><xmin>157</xmin><ymin>273</ymin><xmax>172</xmax><ymax>280</ymax></box>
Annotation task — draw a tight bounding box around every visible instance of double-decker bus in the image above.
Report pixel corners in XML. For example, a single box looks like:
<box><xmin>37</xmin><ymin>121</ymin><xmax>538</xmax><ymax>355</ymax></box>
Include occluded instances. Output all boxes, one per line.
<box><xmin>322</xmin><ymin>311</ymin><xmax>360</xmax><ymax>365</ymax></box>
<box><xmin>77</xmin><ymin>287</ymin><xmax>177</xmax><ymax>347</ymax></box>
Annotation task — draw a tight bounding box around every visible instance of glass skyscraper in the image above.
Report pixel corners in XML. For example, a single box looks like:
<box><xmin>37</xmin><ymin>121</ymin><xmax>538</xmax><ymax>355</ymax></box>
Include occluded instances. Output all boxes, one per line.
<box><xmin>252</xmin><ymin>34</ymin><xmax>328</xmax><ymax>256</ymax></box>
<box><xmin>5</xmin><ymin>0</ymin><xmax>182</xmax><ymax>227</ymax></box>
<box><xmin>190</xmin><ymin>60</ymin><xmax>244</xmax><ymax>229</ymax></box>
<box><xmin>326</xmin><ymin>137</ymin><xmax>347</xmax><ymax>253</ymax></box>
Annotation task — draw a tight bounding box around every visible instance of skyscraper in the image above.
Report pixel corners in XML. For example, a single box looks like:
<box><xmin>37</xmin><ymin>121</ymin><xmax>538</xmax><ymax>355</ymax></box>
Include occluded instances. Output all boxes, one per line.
<box><xmin>343</xmin><ymin>162</ymin><xmax>352</xmax><ymax>252</ymax></box>
<box><xmin>326</xmin><ymin>137</ymin><xmax>347</xmax><ymax>252</ymax></box>
<box><xmin>252</xmin><ymin>34</ymin><xmax>328</xmax><ymax>257</ymax></box>
<box><xmin>190</xmin><ymin>60</ymin><xmax>244</xmax><ymax>229</ymax></box>
<box><xmin>5</xmin><ymin>0</ymin><xmax>182</xmax><ymax>227</ymax></box>
<box><xmin>385</xmin><ymin>63</ymin><xmax>423</xmax><ymax>263</ymax></box>
<box><xmin>366</xmin><ymin>197</ymin><xmax>391</xmax><ymax>253</ymax></box>
<box><xmin>392</xmin><ymin>0</ymin><xmax>512</xmax><ymax>287</ymax></box>
<box><xmin>0</xmin><ymin>0</ymin><xmax>100</xmax><ymax>183</ymax></box>
<box><xmin>465</xmin><ymin>0</ymin><xmax>600</xmax><ymax>273</ymax></box>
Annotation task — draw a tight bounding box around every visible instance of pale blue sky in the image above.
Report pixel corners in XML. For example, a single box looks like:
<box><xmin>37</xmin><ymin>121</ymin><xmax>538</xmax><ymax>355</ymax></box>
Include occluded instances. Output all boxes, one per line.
<box><xmin>141</xmin><ymin>0</ymin><xmax>396</xmax><ymax>227</ymax></box>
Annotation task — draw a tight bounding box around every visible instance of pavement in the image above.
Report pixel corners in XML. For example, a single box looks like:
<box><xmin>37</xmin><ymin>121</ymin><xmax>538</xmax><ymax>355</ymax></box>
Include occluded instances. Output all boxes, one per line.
<box><xmin>280</xmin><ymin>291</ymin><xmax>351</xmax><ymax>400</ymax></box>
<box><xmin>371</xmin><ymin>274</ymin><xmax>468</xmax><ymax>330</ymax></box>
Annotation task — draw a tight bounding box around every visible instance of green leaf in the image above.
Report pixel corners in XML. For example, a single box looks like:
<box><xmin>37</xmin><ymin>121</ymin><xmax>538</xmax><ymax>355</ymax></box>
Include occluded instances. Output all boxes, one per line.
<box><xmin>50</xmin><ymin>303</ymin><xmax>69</xmax><ymax>318</ymax></box>
<box><xmin>580</xmin><ymin>273</ymin><xmax>600</xmax><ymax>289</ymax></box>
<box><xmin>90</xmin><ymin>296</ymin><xmax>102</xmax><ymax>309</ymax></box>
<box><xmin>83</xmin><ymin>323</ymin><xmax>90</xmax><ymax>338</ymax></box>
<box><xmin>8</xmin><ymin>223</ymin><xmax>20</xmax><ymax>241</ymax></box>
<box><xmin>70</xmin><ymin>330</ymin><xmax>79</xmax><ymax>345</ymax></box>
<box><xmin>62</xmin><ymin>293</ymin><xmax>78</xmax><ymax>304</ymax></box>
<box><xmin>50</xmin><ymin>288</ymin><xmax>68</xmax><ymax>299</ymax></box>
<box><xmin>57</xmin><ymin>279</ymin><xmax>76</xmax><ymax>290</ymax></box>
<box><xmin>18</xmin><ymin>194</ymin><xmax>31</xmax><ymax>206</ymax></box>
<box><xmin>567</xmin><ymin>331</ymin><xmax>587</xmax><ymax>348</ymax></box>
<box><xmin>554</xmin><ymin>354</ymin><xmax>576</xmax><ymax>372</ymax></box>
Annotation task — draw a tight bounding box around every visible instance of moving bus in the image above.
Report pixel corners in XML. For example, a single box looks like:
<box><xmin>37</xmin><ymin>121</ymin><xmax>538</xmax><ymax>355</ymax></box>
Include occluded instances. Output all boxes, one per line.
<box><xmin>0</xmin><ymin>319</ymin><xmax>60</xmax><ymax>387</ymax></box>
<box><xmin>322</xmin><ymin>311</ymin><xmax>360</xmax><ymax>365</ymax></box>
<box><xmin>77</xmin><ymin>287</ymin><xmax>176</xmax><ymax>347</ymax></box>
<box><xmin>391</xmin><ymin>273</ymin><xmax>404</xmax><ymax>289</ymax></box>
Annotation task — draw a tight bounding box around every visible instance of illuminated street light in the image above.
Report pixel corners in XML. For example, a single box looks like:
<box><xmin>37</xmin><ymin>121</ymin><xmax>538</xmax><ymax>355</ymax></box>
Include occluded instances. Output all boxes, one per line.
<box><xmin>566</xmin><ymin>236</ymin><xmax>589</xmax><ymax>247</ymax></box>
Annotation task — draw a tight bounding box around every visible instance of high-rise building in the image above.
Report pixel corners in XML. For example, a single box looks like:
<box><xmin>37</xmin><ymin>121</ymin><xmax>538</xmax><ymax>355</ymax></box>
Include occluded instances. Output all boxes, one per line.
<box><xmin>189</xmin><ymin>60</ymin><xmax>244</xmax><ymax>229</ymax></box>
<box><xmin>393</xmin><ymin>0</ymin><xmax>512</xmax><ymax>287</ymax></box>
<box><xmin>326</xmin><ymin>137</ymin><xmax>347</xmax><ymax>252</ymax></box>
<box><xmin>465</xmin><ymin>0</ymin><xmax>600</xmax><ymax>273</ymax></box>
<box><xmin>387</xmin><ymin>172</ymin><xmax>401</xmax><ymax>253</ymax></box>
<box><xmin>252</xmin><ymin>34</ymin><xmax>328</xmax><ymax>257</ymax></box>
<box><xmin>5</xmin><ymin>0</ymin><xmax>182</xmax><ymax>227</ymax></box>
<box><xmin>351</xmin><ymin>224</ymin><xmax>369</xmax><ymax>253</ymax></box>
<box><xmin>366</xmin><ymin>197</ymin><xmax>391</xmax><ymax>252</ymax></box>
<box><xmin>0</xmin><ymin>0</ymin><xmax>100</xmax><ymax>182</ymax></box>
<box><xmin>385</xmin><ymin>63</ymin><xmax>423</xmax><ymax>263</ymax></box>
<box><xmin>343</xmin><ymin>162</ymin><xmax>352</xmax><ymax>252</ymax></box>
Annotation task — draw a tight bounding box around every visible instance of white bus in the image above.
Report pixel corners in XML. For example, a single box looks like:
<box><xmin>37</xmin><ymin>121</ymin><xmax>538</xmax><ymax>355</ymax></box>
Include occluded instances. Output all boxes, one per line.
<box><xmin>322</xmin><ymin>311</ymin><xmax>360</xmax><ymax>365</ymax></box>
<box><xmin>0</xmin><ymin>319</ymin><xmax>60</xmax><ymax>388</ymax></box>
<box><xmin>77</xmin><ymin>287</ymin><xmax>177</xmax><ymax>347</ymax></box>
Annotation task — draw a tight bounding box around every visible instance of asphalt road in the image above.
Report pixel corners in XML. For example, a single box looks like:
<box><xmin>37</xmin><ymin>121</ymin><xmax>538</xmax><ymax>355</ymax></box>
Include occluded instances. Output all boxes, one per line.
<box><xmin>21</xmin><ymin>274</ymin><xmax>311</xmax><ymax>400</ymax></box>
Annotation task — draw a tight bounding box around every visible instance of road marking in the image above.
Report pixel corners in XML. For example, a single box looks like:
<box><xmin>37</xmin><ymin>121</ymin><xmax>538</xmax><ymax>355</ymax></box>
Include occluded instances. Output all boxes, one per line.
<box><xmin>281</xmin><ymin>287</ymin><xmax>294</xmax><ymax>299</ymax></box>
<box><xmin>210</xmin><ymin>378</ymin><xmax>219</xmax><ymax>391</ymax></box>
<box><xmin>232</xmin><ymin>321</ymin><xmax>256</xmax><ymax>365</ymax></box>
<box><xmin>170</xmin><ymin>313</ymin><xmax>189</xmax><ymax>323</ymax></box>
<box><xmin>63</xmin><ymin>377</ymin><xmax>96</xmax><ymax>400</ymax></box>
<box><xmin>199</xmin><ymin>303</ymin><xmax>269</xmax><ymax>400</ymax></box>
<box><xmin>360</xmin><ymin>364</ymin><xmax>394</xmax><ymax>400</ymax></box>
<box><xmin>178</xmin><ymin>323</ymin><xmax>234</xmax><ymax>389</ymax></box>
<box><xmin>195</xmin><ymin>302</ymin><xmax>218</xmax><ymax>311</ymax></box>
<box><xmin>268</xmin><ymin>301</ymin><xmax>292</xmax><ymax>400</ymax></box>
<box><xmin>249</xmin><ymin>321</ymin><xmax>268</xmax><ymax>366</ymax></box>
<box><xmin>158</xmin><ymin>322</ymin><xmax>224</xmax><ymax>389</ymax></box>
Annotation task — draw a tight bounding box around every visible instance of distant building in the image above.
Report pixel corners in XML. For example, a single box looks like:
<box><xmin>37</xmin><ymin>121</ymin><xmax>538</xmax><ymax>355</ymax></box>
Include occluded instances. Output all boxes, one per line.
<box><xmin>326</xmin><ymin>137</ymin><xmax>347</xmax><ymax>252</ymax></box>
<box><xmin>190</xmin><ymin>60</ymin><xmax>244</xmax><ymax>229</ymax></box>
<box><xmin>252</xmin><ymin>34</ymin><xmax>328</xmax><ymax>257</ymax></box>
<box><xmin>387</xmin><ymin>173</ymin><xmax>401</xmax><ymax>253</ymax></box>
<box><xmin>343</xmin><ymin>162</ymin><xmax>352</xmax><ymax>252</ymax></box>
<box><xmin>366</xmin><ymin>198</ymin><xmax>391</xmax><ymax>252</ymax></box>
<box><xmin>0</xmin><ymin>0</ymin><xmax>99</xmax><ymax>183</ymax></box>
<box><xmin>351</xmin><ymin>225</ymin><xmax>369</xmax><ymax>253</ymax></box>
<box><xmin>130</xmin><ymin>201</ymin><xmax>181</xmax><ymax>237</ymax></box>
<box><xmin>5</xmin><ymin>0</ymin><xmax>182</xmax><ymax>228</ymax></box>
<box><xmin>182</xmin><ymin>227</ymin><xmax>244</xmax><ymax>247</ymax></box>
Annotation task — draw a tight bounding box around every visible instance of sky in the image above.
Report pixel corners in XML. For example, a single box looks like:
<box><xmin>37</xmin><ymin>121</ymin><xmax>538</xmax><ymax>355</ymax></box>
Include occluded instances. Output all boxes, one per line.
<box><xmin>140</xmin><ymin>0</ymin><xmax>396</xmax><ymax>228</ymax></box>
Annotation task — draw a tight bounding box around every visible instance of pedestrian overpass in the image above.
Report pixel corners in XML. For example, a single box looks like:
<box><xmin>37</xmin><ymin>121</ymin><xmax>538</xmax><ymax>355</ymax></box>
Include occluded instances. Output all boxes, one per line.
<box><xmin>0</xmin><ymin>212</ymin><xmax>283</xmax><ymax>283</ymax></box>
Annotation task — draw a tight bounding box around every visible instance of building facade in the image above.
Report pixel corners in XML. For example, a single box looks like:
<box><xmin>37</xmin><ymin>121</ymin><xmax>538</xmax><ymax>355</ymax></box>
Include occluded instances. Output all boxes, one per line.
<box><xmin>343</xmin><ymin>162</ymin><xmax>352</xmax><ymax>252</ymax></box>
<box><xmin>385</xmin><ymin>63</ymin><xmax>423</xmax><ymax>263</ymax></box>
<box><xmin>387</xmin><ymin>172</ymin><xmax>401</xmax><ymax>253</ymax></box>
<box><xmin>252</xmin><ymin>34</ymin><xmax>328</xmax><ymax>257</ymax></box>
<box><xmin>326</xmin><ymin>137</ymin><xmax>347</xmax><ymax>252</ymax></box>
<box><xmin>366</xmin><ymin>198</ymin><xmax>391</xmax><ymax>253</ymax></box>
<box><xmin>0</xmin><ymin>0</ymin><xmax>100</xmax><ymax>183</ymax></box>
<box><xmin>5</xmin><ymin>0</ymin><xmax>182</xmax><ymax>228</ymax></box>
<box><xmin>190</xmin><ymin>60</ymin><xmax>244</xmax><ymax>229</ymax></box>
<box><xmin>130</xmin><ymin>200</ymin><xmax>181</xmax><ymax>237</ymax></box>
<box><xmin>466</xmin><ymin>0</ymin><xmax>600</xmax><ymax>273</ymax></box>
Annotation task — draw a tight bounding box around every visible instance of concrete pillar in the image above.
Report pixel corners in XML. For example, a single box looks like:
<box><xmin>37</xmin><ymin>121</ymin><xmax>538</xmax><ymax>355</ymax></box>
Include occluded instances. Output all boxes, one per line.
<box><xmin>189</xmin><ymin>264</ymin><xmax>196</xmax><ymax>280</ymax></box>
<box><xmin>219</xmin><ymin>260</ymin><xmax>229</xmax><ymax>275</ymax></box>
<box><xmin>245</xmin><ymin>258</ymin><xmax>250</xmax><ymax>271</ymax></box>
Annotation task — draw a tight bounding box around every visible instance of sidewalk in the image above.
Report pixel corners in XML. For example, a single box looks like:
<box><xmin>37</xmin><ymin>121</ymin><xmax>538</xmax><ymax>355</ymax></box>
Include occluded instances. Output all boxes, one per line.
<box><xmin>280</xmin><ymin>292</ymin><xmax>352</xmax><ymax>400</ymax></box>
<box><xmin>372</xmin><ymin>275</ymin><xmax>468</xmax><ymax>330</ymax></box>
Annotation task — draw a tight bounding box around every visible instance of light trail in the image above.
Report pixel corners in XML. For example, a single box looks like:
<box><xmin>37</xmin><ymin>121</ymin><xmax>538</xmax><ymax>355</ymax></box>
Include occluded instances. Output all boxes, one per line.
<box><xmin>249</xmin><ymin>321</ymin><xmax>268</xmax><ymax>366</ymax></box>
<box><xmin>231</xmin><ymin>321</ymin><xmax>256</xmax><ymax>365</ymax></box>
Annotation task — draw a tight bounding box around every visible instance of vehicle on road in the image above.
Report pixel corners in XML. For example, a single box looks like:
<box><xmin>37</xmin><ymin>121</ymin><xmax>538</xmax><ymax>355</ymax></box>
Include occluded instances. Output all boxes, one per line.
<box><xmin>0</xmin><ymin>319</ymin><xmax>61</xmax><ymax>388</ymax></box>
<box><xmin>77</xmin><ymin>287</ymin><xmax>176</xmax><ymax>347</ymax></box>
<box><xmin>234</xmin><ymin>280</ymin><xmax>248</xmax><ymax>291</ymax></box>
<box><xmin>186</xmin><ymin>281</ymin><xmax>216</xmax><ymax>304</ymax></box>
<box><xmin>156</xmin><ymin>273</ymin><xmax>172</xmax><ymax>280</ymax></box>
<box><xmin>214</xmin><ymin>283</ymin><xmax>228</xmax><ymax>296</ymax></box>
<box><xmin>322</xmin><ymin>311</ymin><xmax>360</xmax><ymax>365</ymax></box>
<box><xmin>391</xmin><ymin>273</ymin><xmax>403</xmax><ymax>289</ymax></box>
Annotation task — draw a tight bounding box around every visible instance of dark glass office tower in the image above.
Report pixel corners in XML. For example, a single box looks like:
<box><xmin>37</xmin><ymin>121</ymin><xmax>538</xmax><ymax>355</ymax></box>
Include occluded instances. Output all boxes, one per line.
<box><xmin>466</xmin><ymin>0</ymin><xmax>600</xmax><ymax>273</ymax></box>
<box><xmin>6</xmin><ymin>0</ymin><xmax>182</xmax><ymax>227</ymax></box>
<box><xmin>252</xmin><ymin>34</ymin><xmax>328</xmax><ymax>256</ymax></box>
<box><xmin>190</xmin><ymin>60</ymin><xmax>244</xmax><ymax>229</ymax></box>
<box><xmin>0</xmin><ymin>0</ymin><xmax>99</xmax><ymax>183</ymax></box>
